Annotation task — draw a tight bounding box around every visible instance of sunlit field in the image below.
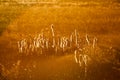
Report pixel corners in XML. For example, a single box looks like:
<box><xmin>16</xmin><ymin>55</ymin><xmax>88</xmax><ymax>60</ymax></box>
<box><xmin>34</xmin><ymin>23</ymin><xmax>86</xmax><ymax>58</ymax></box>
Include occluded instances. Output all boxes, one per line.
<box><xmin>0</xmin><ymin>1</ymin><xmax>120</xmax><ymax>80</ymax></box>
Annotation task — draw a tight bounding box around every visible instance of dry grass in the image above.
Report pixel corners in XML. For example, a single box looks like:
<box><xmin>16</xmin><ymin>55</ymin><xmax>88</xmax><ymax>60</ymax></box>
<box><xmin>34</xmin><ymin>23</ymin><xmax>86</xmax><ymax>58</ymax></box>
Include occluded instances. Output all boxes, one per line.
<box><xmin>0</xmin><ymin>2</ymin><xmax>120</xmax><ymax>80</ymax></box>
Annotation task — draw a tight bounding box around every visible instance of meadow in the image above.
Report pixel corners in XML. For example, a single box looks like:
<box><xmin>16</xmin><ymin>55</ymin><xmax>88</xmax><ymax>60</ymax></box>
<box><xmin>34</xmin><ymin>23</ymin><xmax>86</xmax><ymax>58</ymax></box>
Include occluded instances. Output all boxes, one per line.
<box><xmin>0</xmin><ymin>1</ymin><xmax>120</xmax><ymax>80</ymax></box>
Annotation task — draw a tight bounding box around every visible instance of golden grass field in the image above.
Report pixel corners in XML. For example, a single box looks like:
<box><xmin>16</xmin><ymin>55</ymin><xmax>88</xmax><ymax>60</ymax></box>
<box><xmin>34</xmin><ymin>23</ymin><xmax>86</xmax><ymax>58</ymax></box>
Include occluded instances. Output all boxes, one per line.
<box><xmin>0</xmin><ymin>1</ymin><xmax>120</xmax><ymax>80</ymax></box>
